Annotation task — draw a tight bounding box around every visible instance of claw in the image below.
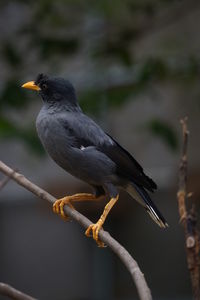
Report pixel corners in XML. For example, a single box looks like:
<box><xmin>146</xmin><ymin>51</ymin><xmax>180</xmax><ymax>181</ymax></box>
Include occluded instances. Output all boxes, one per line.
<box><xmin>53</xmin><ymin>199</ymin><xmax>62</xmax><ymax>214</ymax></box>
<box><xmin>53</xmin><ymin>197</ymin><xmax>72</xmax><ymax>221</ymax></box>
<box><xmin>53</xmin><ymin>193</ymin><xmax>98</xmax><ymax>222</ymax></box>
<box><xmin>85</xmin><ymin>220</ymin><xmax>105</xmax><ymax>247</ymax></box>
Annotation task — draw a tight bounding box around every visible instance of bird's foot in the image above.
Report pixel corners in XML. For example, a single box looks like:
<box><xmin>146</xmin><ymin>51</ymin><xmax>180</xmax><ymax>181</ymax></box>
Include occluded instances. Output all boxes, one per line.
<box><xmin>53</xmin><ymin>197</ymin><xmax>74</xmax><ymax>221</ymax></box>
<box><xmin>85</xmin><ymin>219</ymin><xmax>105</xmax><ymax>248</ymax></box>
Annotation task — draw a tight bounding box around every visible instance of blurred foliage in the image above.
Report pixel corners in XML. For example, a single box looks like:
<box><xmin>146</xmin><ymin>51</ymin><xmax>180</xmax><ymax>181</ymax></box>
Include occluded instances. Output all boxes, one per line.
<box><xmin>38</xmin><ymin>37</ymin><xmax>79</xmax><ymax>59</ymax></box>
<box><xmin>80</xmin><ymin>85</ymin><xmax>135</xmax><ymax>114</ymax></box>
<box><xmin>147</xmin><ymin>119</ymin><xmax>178</xmax><ymax>151</ymax></box>
<box><xmin>0</xmin><ymin>117</ymin><xmax>44</xmax><ymax>155</ymax></box>
<box><xmin>2</xmin><ymin>42</ymin><xmax>22</xmax><ymax>67</ymax></box>
<box><xmin>0</xmin><ymin>0</ymin><xmax>199</xmax><ymax>154</ymax></box>
<box><xmin>0</xmin><ymin>80</ymin><xmax>27</xmax><ymax>109</ymax></box>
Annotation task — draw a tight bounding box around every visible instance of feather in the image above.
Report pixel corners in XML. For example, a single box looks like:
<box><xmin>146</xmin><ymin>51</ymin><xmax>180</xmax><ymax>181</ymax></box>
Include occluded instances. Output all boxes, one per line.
<box><xmin>104</xmin><ymin>135</ymin><xmax>157</xmax><ymax>192</ymax></box>
<box><xmin>126</xmin><ymin>183</ymin><xmax>168</xmax><ymax>228</ymax></box>
<box><xmin>61</xmin><ymin>115</ymin><xmax>157</xmax><ymax>192</ymax></box>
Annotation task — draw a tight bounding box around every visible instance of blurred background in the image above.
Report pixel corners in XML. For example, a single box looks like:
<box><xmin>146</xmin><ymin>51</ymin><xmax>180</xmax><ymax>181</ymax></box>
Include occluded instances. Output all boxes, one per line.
<box><xmin>0</xmin><ymin>0</ymin><xmax>200</xmax><ymax>299</ymax></box>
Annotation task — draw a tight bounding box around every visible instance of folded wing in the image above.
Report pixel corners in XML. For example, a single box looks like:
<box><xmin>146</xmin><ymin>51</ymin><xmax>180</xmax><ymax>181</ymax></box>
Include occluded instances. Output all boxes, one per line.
<box><xmin>61</xmin><ymin>114</ymin><xmax>156</xmax><ymax>193</ymax></box>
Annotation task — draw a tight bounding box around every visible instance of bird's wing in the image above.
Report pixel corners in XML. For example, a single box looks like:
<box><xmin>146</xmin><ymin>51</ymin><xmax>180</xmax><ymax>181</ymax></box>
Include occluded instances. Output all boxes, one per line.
<box><xmin>102</xmin><ymin>134</ymin><xmax>157</xmax><ymax>192</ymax></box>
<box><xmin>60</xmin><ymin>113</ymin><xmax>156</xmax><ymax>192</ymax></box>
<box><xmin>60</xmin><ymin>112</ymin><xmax>113</xmax><ymax>148</ymax></box>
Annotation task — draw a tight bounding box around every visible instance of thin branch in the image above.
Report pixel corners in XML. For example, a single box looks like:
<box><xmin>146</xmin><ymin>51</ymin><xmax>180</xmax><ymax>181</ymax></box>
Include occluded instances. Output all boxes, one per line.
<box><xmin>177</xmin><ymin>117</ymin><xmax>200</xmax><ymax>300</ymax></box>
<box><xmin>0</xmin><ymin>160</ymin><xmax>152</xmax><ymax>300</ymax></box>
<box><xmin>0</xmin><ymin>282</ymin><xmax>36</xmax><ymax>300</ymax></box>
<box><xmin>0</xmin><ymin>170</ymin><xmax>16</xmax><ymax>191</ymax></box>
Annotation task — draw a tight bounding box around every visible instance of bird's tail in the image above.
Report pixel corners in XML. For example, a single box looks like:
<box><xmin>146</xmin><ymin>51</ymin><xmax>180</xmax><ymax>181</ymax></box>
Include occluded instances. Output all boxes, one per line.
<box><xmin>126</xmin><ymin>183</ymin><xmax>168</xmax><ymax>228</ymax></box>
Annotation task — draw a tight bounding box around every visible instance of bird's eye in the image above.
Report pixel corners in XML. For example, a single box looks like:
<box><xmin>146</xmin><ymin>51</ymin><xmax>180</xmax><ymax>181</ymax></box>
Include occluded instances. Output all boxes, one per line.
<box><xmin>41</xmin><ymin>83</ymin><xmax>48</xmax><ymax>90</ymax></box>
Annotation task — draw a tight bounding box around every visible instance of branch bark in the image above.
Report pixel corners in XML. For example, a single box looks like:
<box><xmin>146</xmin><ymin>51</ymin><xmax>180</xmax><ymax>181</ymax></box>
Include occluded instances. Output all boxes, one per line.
<box><xmin>0</xmin><ymin>283</ymin><xmax>36</xmax><ymax>300</ymax></box>
<box><xmin>0</xmin><ymin>160</ymin><xmax>152</xmax><ymax>300</ymax></box>
<box><xmin>0</xmin><ymin>170</ymin><xmax>16</xmax><ymax>191</ymax></box>
<box><xmin>177</xmin><ymin>117</ymin><xmax>200</xmax><ymax>300</ymax></box>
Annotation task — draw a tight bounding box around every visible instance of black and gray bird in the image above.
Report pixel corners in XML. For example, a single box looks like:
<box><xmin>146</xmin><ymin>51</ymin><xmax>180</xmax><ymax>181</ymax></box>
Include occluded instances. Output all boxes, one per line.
<box><xmin>22</xmin><ymin>74</ymin><xmax>168</xmax><ymax>247</ymax></box>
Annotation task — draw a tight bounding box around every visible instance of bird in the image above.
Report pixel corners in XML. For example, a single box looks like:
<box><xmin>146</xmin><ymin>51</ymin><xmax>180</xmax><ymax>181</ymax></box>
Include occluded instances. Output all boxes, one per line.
<box><xmin>22</xmin><ymin>74</ymin><xmax>168</xmax><ymax>247</ymax></box>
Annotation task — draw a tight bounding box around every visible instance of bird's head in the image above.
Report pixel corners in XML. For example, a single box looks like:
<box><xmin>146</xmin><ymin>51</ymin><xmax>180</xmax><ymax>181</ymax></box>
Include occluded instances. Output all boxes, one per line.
<box><xmin>22</xmin><ymin>74</ymin><xmax>78</xmax><ymax>109</ymax></box>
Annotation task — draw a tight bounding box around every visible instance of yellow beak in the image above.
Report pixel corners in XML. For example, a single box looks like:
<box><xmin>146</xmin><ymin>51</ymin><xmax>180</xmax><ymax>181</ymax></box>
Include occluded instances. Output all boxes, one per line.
<box><xmin>21</xmin><ymin>81</ymin><xmax>41</xmax><ymax>91</ymax></box>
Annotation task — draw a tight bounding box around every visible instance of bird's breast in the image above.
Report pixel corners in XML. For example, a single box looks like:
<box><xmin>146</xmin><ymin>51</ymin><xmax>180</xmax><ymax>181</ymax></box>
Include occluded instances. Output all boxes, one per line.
<box><xmin>36</xmin><ymin>111</ymin><xmax>75</xmax><ymax>169</ymax></box>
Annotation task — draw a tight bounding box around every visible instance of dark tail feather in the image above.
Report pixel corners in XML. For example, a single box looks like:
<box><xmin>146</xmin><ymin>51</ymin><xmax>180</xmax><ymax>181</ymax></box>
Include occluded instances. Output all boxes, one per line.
<box><xmin>126</xmin><ymin>183</ymin><xmax>168</xmax><ymax>228</ymax></box>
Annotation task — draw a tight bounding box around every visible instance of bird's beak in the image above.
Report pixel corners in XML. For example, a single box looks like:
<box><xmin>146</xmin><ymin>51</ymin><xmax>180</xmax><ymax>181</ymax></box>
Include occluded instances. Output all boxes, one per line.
<box><xmin>21</xmin><ymin>81</ymin><xmax>41</xmax><ymax>91</ymax></box>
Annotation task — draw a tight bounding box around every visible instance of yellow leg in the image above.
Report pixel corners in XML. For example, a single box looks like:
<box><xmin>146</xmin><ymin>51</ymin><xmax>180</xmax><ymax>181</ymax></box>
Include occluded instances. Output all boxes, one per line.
<box><xmin>53</xmin><ymin>193</ymin><xmax>103</xmax><ymax>220</ymax></box>
<box><xmin>85</xmin><ymin>194</ymin><xmax>119</xmax><ymax>247</ymax></box>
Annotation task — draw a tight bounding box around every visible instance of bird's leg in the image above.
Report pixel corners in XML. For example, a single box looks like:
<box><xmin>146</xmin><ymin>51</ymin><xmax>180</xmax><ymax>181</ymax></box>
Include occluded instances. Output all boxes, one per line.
<box><xmin>85</xmin><ymin>194</ymin><xmax>119</xmax><ymax>247</ymax></box>
<box><xmin>53</xmin><ymin>193</ymin><xmax>103</xmax><ymax>221</ymax></box>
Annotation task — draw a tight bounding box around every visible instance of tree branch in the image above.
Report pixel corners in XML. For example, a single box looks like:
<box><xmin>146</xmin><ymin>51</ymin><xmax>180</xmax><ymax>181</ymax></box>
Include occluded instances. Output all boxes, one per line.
<box><xmin>0</xmin><ymin>170</ymin><xmax>16</xmax><ymax>191</ymax></box>
<box><xmin>0</xmin><ymin>282</ymin><xmax>36</xmax><ymax>300</ymax></box>
<box><xmin>177</xmin><ymin>117</ymin><xmax>200</xmax><ymax>300</ymax></box>
<box><xmin>0</xmin><ymin>160</ymin><xmax>152</xmax><ymax>300</ymax></box>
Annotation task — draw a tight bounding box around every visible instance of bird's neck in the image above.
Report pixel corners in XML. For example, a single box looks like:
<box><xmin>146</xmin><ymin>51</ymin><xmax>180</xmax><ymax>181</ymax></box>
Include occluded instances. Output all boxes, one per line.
<box><xmin>43</xmin><ymin>101</ymin><xmax>82</xmax><ymax>113</ymax></box>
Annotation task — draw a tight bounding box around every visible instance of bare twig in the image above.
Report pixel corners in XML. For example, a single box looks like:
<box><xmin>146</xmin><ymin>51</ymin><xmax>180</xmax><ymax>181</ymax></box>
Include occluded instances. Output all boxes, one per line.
<box><xmin>177</xmin><ymin>117</ymin><xmax>200</xmax><ymax>300</ymax></box>
<box><xmin>0</xmin><ymin>160</ymin><xmax>152</xmax><ymax>300</ymax></box>
<box><xmin>0</xmin><ymin>170</ymin><xmax>16</xmax><ymax>191</ymax></box>
<box><xmin>0</xmin><ymin>282</ymin><xmax>36</xmax><ymax>300</ymax></box>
